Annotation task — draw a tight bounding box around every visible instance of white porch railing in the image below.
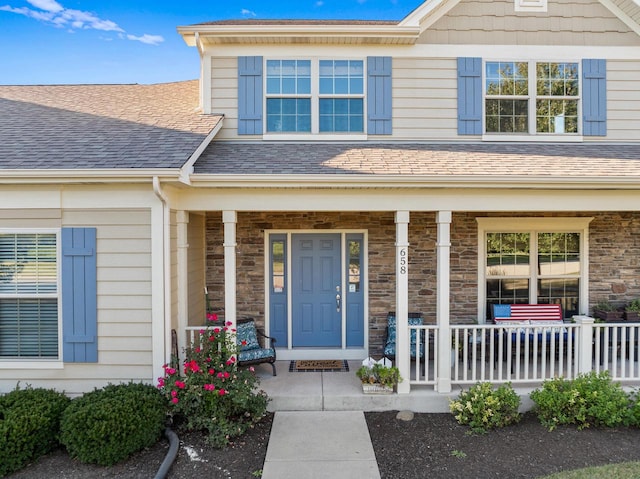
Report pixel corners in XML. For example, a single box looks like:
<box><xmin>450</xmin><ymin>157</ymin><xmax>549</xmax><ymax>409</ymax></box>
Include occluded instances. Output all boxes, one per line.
<box><xmin>406</xmin><ymin>317</ymin><xmax>640</xmax><ymax>390</ymax></box>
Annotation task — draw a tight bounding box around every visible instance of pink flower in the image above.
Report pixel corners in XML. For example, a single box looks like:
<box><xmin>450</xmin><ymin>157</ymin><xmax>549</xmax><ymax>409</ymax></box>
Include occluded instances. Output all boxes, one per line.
<box><xmin>218</xmin><ymin>389</ymin><xmax>227</xmax><ymax>396</ymax></box>
<box><xmin>209</xmin><ymin>335</ymin><xmax>216</xmax><ymax>342</ymax></box>
<box><xmin>213</xmin><ymin>328</ymin><xmax>221</xmax><ymax>334</ymax></box>
<box><xmin>165</xmin><ymin>367</ymin><xmax>176</xmax><ymax>375</ymax></box>
<box><xmin>203</xmin><ymin>384</ymin><xmax>216</xmax><ymax>391</ymax></box>
<box><xmin>171</xmin><ymin>390</ymin><xmax>177</xmax><ymax>397</ymax></box>
<box><xmin>175</xmin><ymin>380</ymin><xmax>186</xmax><ymax>389</ymax></box>
<box><xmin>208</xmin><ymin>369</ymin><xmax>215</xmax><ymax>375</ymax></box>
<box><xmin>217</xmin><ymin>372</ymin><xmax>224</xmax><ymax>379</ymax></box>
<box><xmin>171</xmin><ymin>397</ymin><xmax>179</xmax><ymax>404</ymax></box>
<box><xmin>185</xmin><ymin>360</ymin><xmax>200</xmax><ymax>373</ymax></box>
<box><xmin>157</xmin><ymin>378</ymin><xmax>165</xmax><ymax>388</ymax></box>
<box><xmin>249</xmin><ymin>367</ymin><xmax>255</xmax><ymax>372</ymax></box>
<box><xmin>224</xmin><ymin>371</ymin><xmax>230</xmax><ymax>378</ymax></box>
<box><xmin>199</xmin><ymin>329</ymin><xmax>205</xmax><ymax>335</ymax></box>
<box><xmin>207</xmin><ymin>313</ymin><xmax>218</xmax><ymax>322</ymax></box>
<box><xmin>226</xmin><ymin>321</ymin><xmax>233</xmax><ymax>326</ymax></box>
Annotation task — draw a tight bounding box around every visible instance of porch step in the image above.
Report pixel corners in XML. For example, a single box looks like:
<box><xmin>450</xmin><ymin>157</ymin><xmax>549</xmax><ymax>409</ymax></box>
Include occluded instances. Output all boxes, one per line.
<box><xmin>254</xmin><ymin>361</ymin><xmax>459</xmax><ymax>413</ymax></box>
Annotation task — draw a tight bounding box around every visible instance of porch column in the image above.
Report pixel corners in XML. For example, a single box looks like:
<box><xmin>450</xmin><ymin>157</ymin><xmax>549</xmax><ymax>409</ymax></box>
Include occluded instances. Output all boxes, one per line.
<box><xmin>395</xmin><ymin>211</ymin><xmax>410</xmax><ymax>394</ymax></box>
<box><xmin>436</xmin><ymin>211</ymin><xmax>452</xmax><ymax>393</ymax></box>
<box><xmin>223</xmin><ymin>211</ymin><xmax>237</xmax><ymax>329</ymax></box>
<box><xmin>176</xmin><ymin>211</ymin><xmax>189</xmax><ymax>357</ymax></box>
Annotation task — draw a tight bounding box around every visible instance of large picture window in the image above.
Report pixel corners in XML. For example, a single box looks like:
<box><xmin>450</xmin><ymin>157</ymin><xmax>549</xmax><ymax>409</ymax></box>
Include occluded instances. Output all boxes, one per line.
<box><xmin>485</xmin><ymin>61</ymin><xmax>579</xmax><ymax>135</ymax></box>
<box><xmin>0</xmin><ymin>232</ymin><xmax>58</xmax><ymax>358</ymax></box>
<box><xmin>478</xmin><ymin>218</ymin><xmax>591</xmax><ymax>322</ymax></box>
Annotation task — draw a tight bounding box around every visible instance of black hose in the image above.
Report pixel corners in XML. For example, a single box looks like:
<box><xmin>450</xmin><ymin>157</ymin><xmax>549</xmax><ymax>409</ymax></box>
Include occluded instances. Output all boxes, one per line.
<box><xmin>154</xmin><ymin>428</ymin><xmax>179</xmax><ymax>479</ymax></box>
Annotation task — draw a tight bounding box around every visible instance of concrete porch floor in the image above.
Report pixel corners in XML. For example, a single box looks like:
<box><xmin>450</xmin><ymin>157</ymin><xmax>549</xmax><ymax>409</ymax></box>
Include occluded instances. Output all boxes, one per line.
<box><xmin>252</xmin><ymin>360</ymin><xmax>538</xmax><ymax>413</ymax></box>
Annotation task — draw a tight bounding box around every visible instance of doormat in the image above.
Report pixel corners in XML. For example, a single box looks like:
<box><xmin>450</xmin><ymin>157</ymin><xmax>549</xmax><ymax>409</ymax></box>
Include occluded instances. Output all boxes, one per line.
<box><xmin>289</xmin><ymin>360</ymin><xmax>349</xmax><ymax>372</ymax></box>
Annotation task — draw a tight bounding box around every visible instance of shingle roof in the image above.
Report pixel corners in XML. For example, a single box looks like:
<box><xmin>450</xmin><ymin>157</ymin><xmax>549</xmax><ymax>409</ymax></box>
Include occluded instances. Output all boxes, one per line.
<box><xmin>195</xmin><ymin>19</ymin><xmax>399</xmax><ymax>26</ymax></box>
<box><xmin>0</xmin><ymin>80</ymin><xmax>221</xmax><ymax>170</ymax></box>
<box><xmin>194</xmin><ymin>142</ymin><xmax>640</xmax><ymax>178</ymax></box>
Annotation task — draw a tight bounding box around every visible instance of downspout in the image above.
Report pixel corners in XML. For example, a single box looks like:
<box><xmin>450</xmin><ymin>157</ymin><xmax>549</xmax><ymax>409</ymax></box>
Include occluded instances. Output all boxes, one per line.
<box><xmin>153</xmin><ymin>176</ymin><xmax>172</xmax><ymax>373</ymax></box>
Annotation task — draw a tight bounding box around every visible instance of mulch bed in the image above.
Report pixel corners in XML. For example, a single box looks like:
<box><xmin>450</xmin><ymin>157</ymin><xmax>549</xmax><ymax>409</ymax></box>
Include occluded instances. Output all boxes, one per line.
<box><xmin>9</xmin><ymin>411</ymin><xmax>640</xmax><ymax>478</ymax></box>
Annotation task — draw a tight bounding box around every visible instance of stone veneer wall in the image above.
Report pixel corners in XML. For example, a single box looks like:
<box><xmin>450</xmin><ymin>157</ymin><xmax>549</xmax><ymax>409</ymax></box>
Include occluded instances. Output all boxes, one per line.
<box><xmin>205</xmin><ymin>211</ymin><xmax>640</xmax><ymax>356</ymax></box>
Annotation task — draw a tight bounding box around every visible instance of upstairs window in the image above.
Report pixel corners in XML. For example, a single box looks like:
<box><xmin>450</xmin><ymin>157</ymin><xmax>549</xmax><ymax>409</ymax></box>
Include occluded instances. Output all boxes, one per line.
<box><xmin>266</xmin><ymin>60</ymin><xmax>311</xmax><ymax>133</ymax></box>
<box><xmin>485</xmin><ymin>61</ymin><xmax>579</xmax><ymax>135</ymax></box>
<box><xmin>319</xmin><ymin>60</ymin><xmax>364</xmax><ymax>133</ymax></box>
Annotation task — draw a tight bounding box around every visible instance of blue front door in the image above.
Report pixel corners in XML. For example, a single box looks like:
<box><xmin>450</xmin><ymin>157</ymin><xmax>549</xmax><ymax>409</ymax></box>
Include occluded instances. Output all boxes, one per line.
<box><xmin>291</xmin><ymin>233</ymin><xmax>342</xmax><ymax>347</ymax></box>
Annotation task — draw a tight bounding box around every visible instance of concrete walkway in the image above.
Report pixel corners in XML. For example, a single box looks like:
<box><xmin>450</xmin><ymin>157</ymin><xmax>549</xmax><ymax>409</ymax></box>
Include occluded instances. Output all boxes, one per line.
<box><xmin>261</xmin><ymin>411</ymin><xmax>381</xmax><ymax>479</ymax></box>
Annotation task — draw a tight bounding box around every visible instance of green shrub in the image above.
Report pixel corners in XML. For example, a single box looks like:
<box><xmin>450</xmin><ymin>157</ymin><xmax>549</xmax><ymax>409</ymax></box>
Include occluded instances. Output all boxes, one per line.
<box><xmin>158</xmin><ymin>318</ymin><xmax>269</xmax><ymax>448</ymax></box>
<box><xmin>531</xmin><ymin>371</ymin><xmax>632</xmax><ymax>431</ymax></box>
<box><xmin>449</xmin><ymin>382</ymin><xmax>521</xmax><ymax>433</ymax></box>
<box><xmin>60</xmin><ymin>382</ymin><xmax>166</xmax><ymax>466</ymax></box>
<box><xmin>0</xmin><ymin>385</ymin><xmax>70</xmax><ymax>477</ymax></box>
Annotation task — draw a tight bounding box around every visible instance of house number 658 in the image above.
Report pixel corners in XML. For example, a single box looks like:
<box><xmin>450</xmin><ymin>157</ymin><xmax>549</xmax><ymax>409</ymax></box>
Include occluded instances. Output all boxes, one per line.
<box><xmin>399</xmin><ymin>248</ymin><xmax>407</xmax><ymax>275</ymax></box>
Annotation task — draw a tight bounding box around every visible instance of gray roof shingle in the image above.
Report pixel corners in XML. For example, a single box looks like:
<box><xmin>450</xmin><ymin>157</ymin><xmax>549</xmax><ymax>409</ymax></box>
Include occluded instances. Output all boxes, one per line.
<box><xmin>194</xmin><ymin>142</ymin><xmax>640</xmax><ymax>178</ymax></box>
<box><xmin>0</xmin><ymin>81</ymin><xmax>221</xmax><ymax>170</ymax></box>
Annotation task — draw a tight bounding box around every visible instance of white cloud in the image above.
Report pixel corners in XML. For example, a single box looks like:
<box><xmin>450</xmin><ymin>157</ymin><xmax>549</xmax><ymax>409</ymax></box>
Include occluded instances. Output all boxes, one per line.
<box><xmin>315</xmin><ymin>1</ymin><xmax>324</xmax><ymax>6</ymax></box>
<box><xmin>241</xmin><ymin>8</ymin><xmax>256</xmax><ymax>17</ymax></box>
<box><xmin>127</xmin><ymin>33</ymin><xmax>164</xmax><ymax>46</ymax></box>
<box><xmin>27</xmin><ymin>0</ymin><xmax>63</xmax><ymax>13</ymax></box>
<box><xmin>1</xmin><ymin>1</ymin><xmax>161</xmax><ymax>44</ymax></box>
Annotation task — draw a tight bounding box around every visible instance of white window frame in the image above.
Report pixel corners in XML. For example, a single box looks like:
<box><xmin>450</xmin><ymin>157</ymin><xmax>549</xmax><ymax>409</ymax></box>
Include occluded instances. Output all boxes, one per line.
<box><xmin>263</xmin><ymin>57</ymin><xmax>368</xmax><ymax>140</ymax></box>
<box><xmin>482</xmin><ymin>59</ymin><xmax>582</xmax><ymax>141</ymax></box>
<box><xmin>0</xmin><ymin>228</ymin><xmax>63</xmax><ymax>369</ymax></box>
<box><xmin>476</xmin><ymin>217</ymin><xmax>592</xmax><ymax>324</ymax></box>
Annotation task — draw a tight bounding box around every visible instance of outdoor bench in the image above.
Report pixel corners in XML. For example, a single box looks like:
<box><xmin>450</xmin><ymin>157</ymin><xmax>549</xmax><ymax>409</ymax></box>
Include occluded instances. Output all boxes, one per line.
<box><xmin>236</xmin><ymin>318</ymin><xmax>277</xmax><ymax>376</ymax></box>
<box><xmin>384</xmin><ymin>312</ymin><xmax>425</xmax><ymax>361</ymax></box>
<box><xmin>492</xmin><ymin>304</ymin><xmax>569</xmax><ymax>369</ymax></box>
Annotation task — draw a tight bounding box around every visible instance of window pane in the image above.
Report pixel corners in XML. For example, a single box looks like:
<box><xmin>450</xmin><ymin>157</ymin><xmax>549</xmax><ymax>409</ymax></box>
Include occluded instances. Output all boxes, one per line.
<box><xmin>266</xmin><ymin>99</ymin><xmax>311</xmax><ymax>132</ymax></box>
<box><xmin>319</xmin><ymin>98</ymin><xmax>363</xmax><ymax>133</ymax></box>
<box><xmin>538</xmin><ymin>279</ymin><xmax>579</xmax><ymax>318</ymax></box>
<box><xmin>536</xmin><ymin>62</ymin><xmax>579</xmax><ymax>96</ymax></box>
<box><xmin>272</xmin><ymin>241</ymin><xmax>284</xmax><ymax>293</ymax></box>
<box><xmin>536</xmin><ymin>100</ymin><xmax>578</xmax><ymax>133</ymax></box>
<box><xmin>266</xmin><ymin>60</ymin><xmax>311</xmax><ymax>95</ymax></box>
<box><xmin>486</xmin><ymin>233</ymin><xmax>530</xmax><ymax>277</ymax></box>
<box><xmin>319</xmin><ymin>60</ymin><xmax>363</xmax><ymax>95</ymax></box>
<box><xmin>486</xmin><ymin>100</ymin><xmax>528</xmax><ymax>133</ymax></box>
<box><xmin>486</xmin><ymin>279</ymin><xmax>531</xmax><ymax>313</ymax></box>
<box><xmin>485</xmin><ymin>62</ymin><xmax>528</xmax><ymax>96</ymax></box>
<box><xmin>0</xmin><ymin>299</ymin><xmax>58</xmax><ymax>357</ymax></box>
<box><xmin>0</xmin><ymin>233</ymin><xmax>57</xmax><ymax>294</ymax></box>
<box><xmin>349</xmin><ymin>240</ymin><xmax>361</xmax><ymax>293</ymax></box>
<box><xmin>538</xmin><ymin>233</ymin><xmax>580</xmax><ymax>275</ymax></box>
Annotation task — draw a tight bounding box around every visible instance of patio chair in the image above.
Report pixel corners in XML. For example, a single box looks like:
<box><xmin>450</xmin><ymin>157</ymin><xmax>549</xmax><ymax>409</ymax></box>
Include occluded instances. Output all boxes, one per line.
<box><xmin>383</xmin><ymin>312</ymin><xmax>425</xmax><ymax>361</ymax></box>
<box><xmin>236</xmin><ymin>318</ymin><xmax>277</xmax><ymax>376</ymax></box>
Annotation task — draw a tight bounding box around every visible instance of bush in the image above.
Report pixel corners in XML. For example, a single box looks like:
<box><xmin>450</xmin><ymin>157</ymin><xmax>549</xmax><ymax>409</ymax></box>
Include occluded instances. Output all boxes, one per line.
<box><xmin>449</xmin><ymin>382</ymin><xmax>521</xmax><ymax>433</ymax></box>
<box><xmin>158</xmin><ymin>318</ymin><xmax>269</xmax><ymax>448</ymax></box>
<box><xmin>60</xmin><ymin>382</ymin><xmax>166</xmax><ymax>466</ymax></box>
<box><xmin>0</xmin><ymin>385</ymin><xmax>70</xmax><ymax>477</ymax></box>
<box><xmin>531</xmin><ymin>371</ymin><xmax>632</xmax><ymax>431</ymax></box>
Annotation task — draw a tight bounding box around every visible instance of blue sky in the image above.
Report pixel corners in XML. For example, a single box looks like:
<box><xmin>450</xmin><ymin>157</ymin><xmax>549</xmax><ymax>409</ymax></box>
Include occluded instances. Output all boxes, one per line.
<box><xmin>0</xmin><ymin>0</ymin><xmax>413</xmax><ymax>85</ymax></box>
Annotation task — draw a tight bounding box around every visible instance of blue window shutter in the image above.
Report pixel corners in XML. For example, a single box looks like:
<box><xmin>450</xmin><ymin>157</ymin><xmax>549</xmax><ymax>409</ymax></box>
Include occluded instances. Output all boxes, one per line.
<box><xmin>582</xmin><ymin>59</ymin><xmax>606</xmax><ymax>136</ymax></box>
<box><xmin>62</xmin><ymin>227</ymin><xmax>97</xmax><ymax>363</ymax></box>
<box><xmin>238</xmin><ymin>56</ymin><xmax>263</xmax><ymax>135</ymax></box>
<box><xmin>367</xmin><ymin>56</ymin><xmax>392</xmax><ymax>135</ymax></box>
<box><xmin>457</xmin><ymin>57</ymin><xmax>482</xmax><ymax>135</ymax></box>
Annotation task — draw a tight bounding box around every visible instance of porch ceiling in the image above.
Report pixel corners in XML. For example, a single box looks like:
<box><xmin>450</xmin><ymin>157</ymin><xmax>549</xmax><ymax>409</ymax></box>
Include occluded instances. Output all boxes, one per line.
<box><xmin>192</xmin><ymin>142</ymin><xmax>640</xmax><ymax>187</ymax></box>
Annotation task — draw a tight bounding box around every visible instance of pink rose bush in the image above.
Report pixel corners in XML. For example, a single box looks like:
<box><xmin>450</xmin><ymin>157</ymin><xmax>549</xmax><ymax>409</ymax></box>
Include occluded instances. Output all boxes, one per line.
<box><xmin>157</xmin><ymin>315</ymin><xmax>268</xmax><ymax>447</ymax></box>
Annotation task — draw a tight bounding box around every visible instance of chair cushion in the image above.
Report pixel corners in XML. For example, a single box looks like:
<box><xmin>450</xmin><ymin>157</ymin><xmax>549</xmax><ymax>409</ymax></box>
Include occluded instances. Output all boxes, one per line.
<box><xmin>238</xmin><ymin>347</ymin><xmax>275</xmax><ymax>363</ymax></box>
<box><xmin>236</xmin><ymin>321</ymin><xmax>260</xmax><ymax>351</ymax></box>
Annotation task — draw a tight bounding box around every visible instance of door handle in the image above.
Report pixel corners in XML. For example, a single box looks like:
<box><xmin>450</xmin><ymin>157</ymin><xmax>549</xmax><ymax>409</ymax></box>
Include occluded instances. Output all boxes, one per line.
<box><xmin>336</xmin><ymin>293</ymin><xmax>341</xmax><ymax>312</ymax></box>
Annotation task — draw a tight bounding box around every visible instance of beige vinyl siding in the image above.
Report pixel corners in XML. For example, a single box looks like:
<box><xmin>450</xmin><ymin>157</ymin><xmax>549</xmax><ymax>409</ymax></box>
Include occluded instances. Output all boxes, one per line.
<box><xmin>606</xmin><ymin>60</ymin><xmax>640</xmax><ymax>141</ymax></box>
<box><xmin>0</xmin><ymin>208</ymin><xmax>154</xmax><ymax>395</ymax></box>
<box><xmin>393</xmin><ymin>57</ymin><xmax>459</xmax><ymax>139</ymax></box>
<box><xmin>0</xmin><ymin>209</ymin><xmax>61</xmax><ymax>228</ymax></box>
<box><xmin>418</xmin><ymin>0</ymin><xmax>640</xmax><ymax>46</ymax></box>
<box><xmin>187</xmin><ymin>213</ymin><xmax>206</xmax><ymax>327</ymax></box>
<box><xmin>211</xmin><ymin>56</ymin><xmax>241</xmax><ymax>140</ymax></box>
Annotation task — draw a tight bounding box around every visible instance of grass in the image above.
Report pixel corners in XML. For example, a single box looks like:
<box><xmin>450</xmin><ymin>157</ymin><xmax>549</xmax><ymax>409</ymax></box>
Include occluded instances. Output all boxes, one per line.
<box><xmin>541</xmin><ymin>462</ymin><xmax>640</xmax><ymax>479</ymax></box>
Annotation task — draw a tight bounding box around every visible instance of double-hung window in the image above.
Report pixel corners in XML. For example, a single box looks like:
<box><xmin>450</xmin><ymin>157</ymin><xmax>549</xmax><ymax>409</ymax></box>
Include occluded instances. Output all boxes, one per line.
<box><xmin>478</xmin><ymin>218</ymin><xmax>591</xmax><ymax>321</ymax></box>
<box><xmin>265</xmin><ymin>59</ymin><xmax>364</xmax><ymax>134</ymax></box>
<box><xmin>485</xmin><ymin>61</ymin><xmax>579</xmax><ymax>135</ymax></box>
<box><xmin>266</xmin><ymin>60</ymin><xmax>312</xmax><ymax>133</ymax></box>
<box><xmin>319</xmin><ymin>60</ymin><xmax>364</xmax><ymax>133</ymax></box>
<box><xmin>0</xmin><ymin>231</ymin><xmax>59</xmax><ymax>359</ymax></box>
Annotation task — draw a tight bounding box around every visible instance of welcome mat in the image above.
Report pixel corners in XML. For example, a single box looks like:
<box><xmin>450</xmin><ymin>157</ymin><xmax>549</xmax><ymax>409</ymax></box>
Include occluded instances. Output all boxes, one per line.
<box><xmin>289</xmin><ymin>360</ymin><xmax>350</xmax><ymax>372</ymax></box>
